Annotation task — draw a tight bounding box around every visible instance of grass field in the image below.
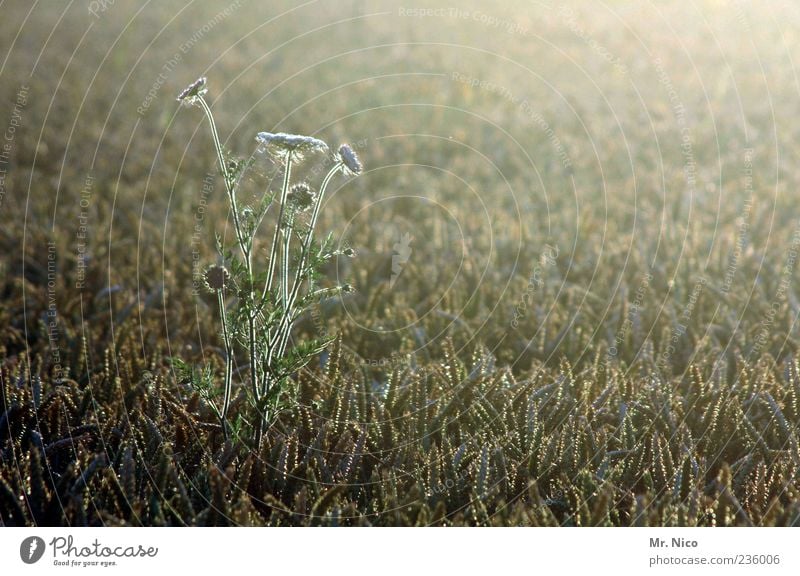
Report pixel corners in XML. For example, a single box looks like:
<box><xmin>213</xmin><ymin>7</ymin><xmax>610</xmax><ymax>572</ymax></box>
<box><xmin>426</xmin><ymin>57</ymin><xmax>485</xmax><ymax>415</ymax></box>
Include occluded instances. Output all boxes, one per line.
<box><xmin>2</xmin><ymin>0</ymin><xmax>800</xmax><ymax>526</ymax></box>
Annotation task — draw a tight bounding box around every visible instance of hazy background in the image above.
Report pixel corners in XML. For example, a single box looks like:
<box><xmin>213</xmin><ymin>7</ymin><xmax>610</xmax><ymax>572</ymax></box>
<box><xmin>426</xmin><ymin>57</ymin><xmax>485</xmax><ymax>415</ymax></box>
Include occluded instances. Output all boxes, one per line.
<box><xmin>2</xmin><ymin>0</ymin><xmax>800</xmax><ymax>377</ymax></box>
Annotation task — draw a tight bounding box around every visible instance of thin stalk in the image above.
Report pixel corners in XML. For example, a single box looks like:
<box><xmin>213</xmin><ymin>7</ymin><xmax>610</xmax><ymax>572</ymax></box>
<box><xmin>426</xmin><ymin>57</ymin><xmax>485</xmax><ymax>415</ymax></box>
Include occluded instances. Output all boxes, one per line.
<box><xmin>248</xmin><ymin>315</ymin><xmax>259</xmax><ymax>392</ymax></box>
<box><xmin>217</xmin><ymin>289</ymin><xmax>233</xmax><ymax>440</ymax></box>
<box><xmin>282</xmin><ymin>211</ymin><xmax>294</xmax><ymax>312</ymax></box>
<box><xmin>197</xmin><ymin>96</ymin><xmax>261</xmax><ymax>447</ymax></box>
<box><xmin>263</xmin><ymin>155</ymin><xmax>293</xmax><ymax>302</ymax></box>
<box><xmin>253</xmin><ymin>418</ymin><xmax>264</xmax><ymax>453</ymax></box>
<box><xmin>255</xmin><ymin>155</ymin><xmax>293</xmax><ymax>445</ymax></box>
<box><xmin>197</xmin><ymin>97</ymin><xmax>249</xmax><ymax>267</ymax></box>
<box><xmin>291</xmin><ymin>163</ymin><xmax>343</xmax><ymax>306</ymax></box>
<box><xmin>272</xmin><ymin>163</ymin><xmax>343</xmax><ymax>358</ymax></box>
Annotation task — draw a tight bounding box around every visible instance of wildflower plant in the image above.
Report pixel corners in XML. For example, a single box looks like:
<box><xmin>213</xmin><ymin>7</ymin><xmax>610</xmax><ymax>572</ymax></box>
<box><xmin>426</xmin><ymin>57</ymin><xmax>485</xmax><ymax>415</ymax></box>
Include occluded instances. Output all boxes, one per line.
<box><xmin>177</xmin><ymin>77</ymin><xmax>362</xmax><ymax>447</ymax></box>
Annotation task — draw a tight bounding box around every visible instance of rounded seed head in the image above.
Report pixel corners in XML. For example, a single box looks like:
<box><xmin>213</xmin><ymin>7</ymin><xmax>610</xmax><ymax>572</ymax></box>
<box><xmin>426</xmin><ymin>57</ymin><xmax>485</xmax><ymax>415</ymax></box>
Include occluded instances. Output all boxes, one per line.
<box><xmin>288</xmin><ymin>182</ymin><xmax>316</xmax><ymax>211</ymax></box>
<box><xmin>255</xmin><ymin>132</ymin><xmax>328</xmax><ymax>162</ymax></box>
<box><xmin>177</xmin><ymin>77</ymin><xmax>208</xmax><ymax>105</ymax></box>
<box><xmin>203</xmin><ymin>264</ymin><xmax>230</xmax><ymax>292</ymax></box>
<box><xmin>338</xmin><ymin>144</ymin><xmax>362</xmax><ymax>175</ymax></box>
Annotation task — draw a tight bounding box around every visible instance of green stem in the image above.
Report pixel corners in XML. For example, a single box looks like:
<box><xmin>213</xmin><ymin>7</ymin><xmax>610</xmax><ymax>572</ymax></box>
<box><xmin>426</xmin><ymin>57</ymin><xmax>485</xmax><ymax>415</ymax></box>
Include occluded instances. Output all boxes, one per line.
<box><xmin>197</xmin><ymin>96</ymin><xmax>261</xmax><ymax>446</ymax></box>
<box><xmin>249</xmin><ymin>314</ymin><xmax>261</xmax><ymax>447</ymax></box>
<box><xmin>282</xmin><ymin>211</ymin><xmax>294</xmax><ymax>312</ymax></box>
<box><xmin>218</xmin><ymin>290</ymin><xmax>232</xmax><ymax>441</ymax></box>
<box><xmin>256</xmin><ymin>154</ymin><xmax>294</xmax><ymax>445</ymax></box>
<box><xmin>272</xmin><ymin>162</ymin><xmax>343</xmax><ymax>358</ymax></box>
<box><xmin>263</xmin><ymin>155</ymin><xmax>293</xmax><ymax>302</ymax></box>
<box><xmin>198</xmin><ymin>97</ymin><xmax>249</xmax><ymax>269</ymax></box>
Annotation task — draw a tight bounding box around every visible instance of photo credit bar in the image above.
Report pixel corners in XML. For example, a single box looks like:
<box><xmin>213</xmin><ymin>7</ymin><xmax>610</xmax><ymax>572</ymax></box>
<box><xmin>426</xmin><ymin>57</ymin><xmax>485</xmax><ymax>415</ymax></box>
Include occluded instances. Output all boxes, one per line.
<box><xmin>1</xmin><ymin>528</ymin><xmax>798</xmax><ymax>574</ymax></box>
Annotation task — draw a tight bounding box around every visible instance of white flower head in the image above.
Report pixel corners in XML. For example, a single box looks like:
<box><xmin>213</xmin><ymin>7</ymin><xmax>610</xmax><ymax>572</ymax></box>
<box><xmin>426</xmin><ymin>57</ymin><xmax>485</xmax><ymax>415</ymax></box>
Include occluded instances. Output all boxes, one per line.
<box><xmin>255</xmin><ymin>132</ymin><xmax>328</xmax><ymax>163</ymax></box>
<box><xmin>176</xmin><ymin>77</ymin><xmax>208</xmax><ymax>106</ymax></box>
<box><xmin>337</xmin><ymin>144</ymin><xmax>363</xmax><ymax>176</ymax></box>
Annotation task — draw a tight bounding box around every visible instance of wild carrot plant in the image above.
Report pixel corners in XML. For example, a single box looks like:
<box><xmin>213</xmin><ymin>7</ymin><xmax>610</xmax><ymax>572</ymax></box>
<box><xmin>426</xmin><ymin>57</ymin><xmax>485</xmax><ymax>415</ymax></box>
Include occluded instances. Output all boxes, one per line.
<box><xmin>176</xmin><ymin>77</ymin><xmax>362</xmax><ymax>447</ymax></box>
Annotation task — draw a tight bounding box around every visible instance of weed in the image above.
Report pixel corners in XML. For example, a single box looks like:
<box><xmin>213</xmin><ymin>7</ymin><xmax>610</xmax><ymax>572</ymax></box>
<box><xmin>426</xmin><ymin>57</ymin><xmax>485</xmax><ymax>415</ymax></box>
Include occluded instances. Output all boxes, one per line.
<box><xmin>177</xmin><ymin>77</ymin><xmax>363</xmax><ymax>447</ymax></box>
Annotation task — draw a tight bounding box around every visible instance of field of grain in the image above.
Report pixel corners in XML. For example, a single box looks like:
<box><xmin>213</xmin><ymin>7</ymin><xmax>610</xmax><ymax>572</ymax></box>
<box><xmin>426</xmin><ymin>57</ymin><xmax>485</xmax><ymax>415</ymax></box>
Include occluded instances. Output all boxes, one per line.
<box><xmin>2</xmin><ymin>0</ymin><xmax>800</xmax><ymax>526</ymax></box>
